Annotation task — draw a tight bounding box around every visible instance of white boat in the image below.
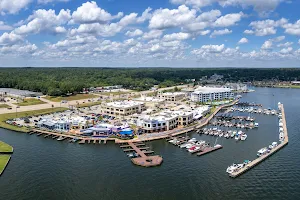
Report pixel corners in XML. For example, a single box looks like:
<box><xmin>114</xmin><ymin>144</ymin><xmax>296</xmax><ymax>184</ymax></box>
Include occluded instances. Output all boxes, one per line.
<box><xmin>195</xmin><ymin>140</ymin><xmax>205</xmax><ymax>146</ymax></box>
<box><xmin>257</xmin><ymin>147</ymin><xmax>267</xmax><ymax>157</ymax></box>
<box><xmin>188</xmin><ymin>138</ymin><xmax>197</xmax><ymax>143</ymax></box>
<box><xmin>185</xmin><ymin>143</ymin><xmax>195</xmax><ymax>149</ymax></box>
<box><xmin>188</xmin><ymin>146</ymin><xmax>200</xmax><ymax>153</ymax></box>
<box><xmin>226</xmin><ymin>163</ymin><xmax>238</xmax><ymax>174</ymax></box>
<box><xmin>272</xmin><ymin>142</ymin><xmax>278</xmax><ymax>147</ymax></box>
<box><xmin>240</xmin><ymin>134</ymin><xmax>247</xmax><ymax>141</ymax></box>
<box><xmin>180</xmin><ymin>143</ymin><xmax>189</xmax><ymax>148</ymax></box>
<box><xmin>235</xmin><ymin>134</ymin><xmax>241</xmax><ymax>141</ymax></box>
<box><xmin>224</xmin><ymin>133</ymin><xmax>229</xmax><ymax>138</ymax></box>
<box><xmin>271</xmin><ymin>110</ymin><xmax>276</xmax><ymax>115</ymax></box>
<box><xmin>254</xmin><ymin>123</ymin><xmax>259</xmax><ymax>127</ymax></box>
<box><xmin>219</xmin><ymin>133</ymin><xmax>223</xmax><ymax>137</ymax></box>
<box><xmin>168</xmin><ymin>139</ymin><xmax>175</xmax><ymax>143</ymax></box>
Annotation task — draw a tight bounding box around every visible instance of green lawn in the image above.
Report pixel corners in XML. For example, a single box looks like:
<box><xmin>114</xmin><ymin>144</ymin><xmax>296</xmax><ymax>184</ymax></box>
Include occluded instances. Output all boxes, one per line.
<box><xmin>0</xmin><ymin>141</ymin><xmax>13</xmax><ymax>153</ymax></box>
<box><xmin>44</xmin><ymin>94</ymin><xmax>97</xmax><ymax>102</ymax></box>
<box><xmin>0</xmin><ymin>155</ymin><xmax>11</xmax><ymax>175</ymax></box>
<box><xmin>14</xmin><ymin>98</ymin><xmax>46</xmax><ymax>106</ymax></box>
<box><xmin>0</xmin><ymin>107</ymin><xmax>68</xmax><ymax>132</ymax></box>
<box><xmin>0</xmin><ymin>104</ymin><xmax>11</xmax><ymax>109</ymax></box>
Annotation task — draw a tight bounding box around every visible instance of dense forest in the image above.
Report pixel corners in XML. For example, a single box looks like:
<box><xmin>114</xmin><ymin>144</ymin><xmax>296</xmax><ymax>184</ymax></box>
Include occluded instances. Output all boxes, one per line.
<box><xmin>0</xmin><ymin>68</ymin><xmax>300</xmax><ymax>96</ymax></box>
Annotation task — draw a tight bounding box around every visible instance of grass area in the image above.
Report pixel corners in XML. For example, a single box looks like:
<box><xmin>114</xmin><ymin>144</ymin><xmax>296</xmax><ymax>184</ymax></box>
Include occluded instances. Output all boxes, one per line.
<box><xmin>0</xmin><ymin>155</ymin><xmax>11</xmax><ymax>175</ymax></box>
<box><xmin>0</xmin><ymin>141</ymin><xmax>13</xmax><ymax>153</ymax></box>
<box><xmin>44</xmin><ymin>94</ymin><xmax>97</xmax><ymax>102</ymax></box>
<box><xmin>0</xmin><ymin>107</ymin><xmax>68</xmax><ymax>132</ymax></box>
<box><xmin>77</xmin><ymin>101</ymin><xmax>102</xmax><ymax>108</ymax></box>
<box><xmin>0</xmin><ymin>104</ymin><xmax>11</xmax><ymax>109</ymax></box>
<box><xmin>13</xmin><ymin>98</ymin><xmax>46</xmax><ymax>106</ymax></box>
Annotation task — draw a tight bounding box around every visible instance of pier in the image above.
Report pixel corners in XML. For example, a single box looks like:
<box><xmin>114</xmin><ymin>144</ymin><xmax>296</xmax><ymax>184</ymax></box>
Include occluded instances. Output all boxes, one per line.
<box><xmin>229</xmin><ymin>103</ymin><xmax>288</xmax><ymax>178</ymax></box>
<box><xmin>197</xmin><ymin>145</ymin><xmax>223</xmax><ymax>156</ymax></box>
<box><xmin>126</xmin><ymin>142</ymin><xmax>163</xmax><ymax>167</ymax></box>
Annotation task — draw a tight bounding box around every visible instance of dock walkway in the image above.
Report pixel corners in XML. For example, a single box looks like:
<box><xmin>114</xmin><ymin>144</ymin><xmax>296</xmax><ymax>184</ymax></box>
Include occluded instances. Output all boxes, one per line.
<box><xmin>230</xmin><ymin>103</ymin><xmax>288</xmax><ymax>178</ymax></box>
<box><xmin>128</xmin><ymin>142</ymin><xmax>163</xmax><ymax>167</ymax></box>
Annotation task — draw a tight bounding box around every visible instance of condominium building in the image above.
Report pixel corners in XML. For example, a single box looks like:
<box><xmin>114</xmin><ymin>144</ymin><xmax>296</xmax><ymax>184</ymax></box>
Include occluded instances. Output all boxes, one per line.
<box><xmin>158</xmin><ymin>92</ymin><xmax>185</xmax><ymax>102</ymax></box>
<box><xmin>101</xmin><ymin>100</ymin><xmax>146</xmax><ymax>116</ymax></box>
<box><xmin>137</xmin><ymin>110</ymin><xmax>193</xmax><ymax>133</ymax></box>
<box><xmin>191</xmin><ymin>86</ymin><xmax>234</xmax><ymax>103</ymax></box>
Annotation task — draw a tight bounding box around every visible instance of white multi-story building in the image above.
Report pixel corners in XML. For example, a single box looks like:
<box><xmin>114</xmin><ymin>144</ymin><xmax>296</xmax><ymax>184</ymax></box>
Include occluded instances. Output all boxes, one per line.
<box><xmin>158</xmin><ymin>92</ymin><xmax>186</xmax><ymax>102</ymax></box>
<box><xmin>191</xmin><ymin>86</ymin><xmax>234</xmax><ymax>103</ymax></box>
<box><xmin>101</xmin><ymin>100</ymin><xmax>146</xmax><ymax>116</ymax></box>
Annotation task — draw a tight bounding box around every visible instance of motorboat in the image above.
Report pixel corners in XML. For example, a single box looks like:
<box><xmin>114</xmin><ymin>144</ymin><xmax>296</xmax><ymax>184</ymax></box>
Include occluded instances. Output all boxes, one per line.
<box><xmin>180</xmin><ymin>143</ymin><xmax>189</xmax><ymax>148</ymax></box>
<box><xmin>272</xmin><ymin>142</ymin><xmax>278</xmax><ymax>148</ymax></box>
<box><xmin>235</xmin><ymin>134</ymin><xmax>241</xmax><ymax>141</ymax></box>
<box><xmin>271</xmin><ymin>110</ymin><xmax>276</xmax><ymax>115</ymax></box>
<box><xmin>254</xmin><ymin>123</ymin><xmax>259</xmax><ymax>128</ymax></box>
<box><xmin>195</xmin><ymin>140</ymin><xmax>205</xmax><ymax>146</ymax></box>
<box><xmin>188</xmin><ymin>138</ymin><xmax>197</xmax><ymax>143</ymax></box>
<box><xmin>188</xmin><ymin>146</ymin><xmax>200</xmax><ymax>153</ymax></box>
<box><xmin>185</xmin><ymin>143</ymin><xmax>195</xmax><ymax>149</ymax></box>
<box><xmin>226</xmin><ymin>163</ymin><xmax>238</xmax><ymax>174</ymax></box>
<box><xmin>257</xmin><ymin>147</ymin><xmax>267</xmax><ymax>157</ymax></box>
<box><xmin>231</xmin><ymin>131</ymin><xmax>236</xmax><ymax>138</ymax></box>
<box><xmin>224</xmin><ymin>133</ymin><xmax>229</xmax><ymax>138</ymax></box>
<box><xmin>240</xmin><ymin>134</ymin><xmax>247</xmax><ymax>141</ymax></box>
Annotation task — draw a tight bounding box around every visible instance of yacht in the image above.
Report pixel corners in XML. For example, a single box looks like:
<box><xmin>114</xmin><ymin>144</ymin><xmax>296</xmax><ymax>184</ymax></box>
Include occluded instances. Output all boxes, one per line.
<box><xmin>241</xmin><ymin>134</ymin><xmax>247</xmax><ymax>141</ymax></box>
<box><xmin>226</xmin><ymin>163</ymin><xmax>238</xmax><ymax>174</ymax></box>
<box><xmin>257</xmin><ymin>147</ymin><xmax>267</xmax><ymax>157</ymax></box>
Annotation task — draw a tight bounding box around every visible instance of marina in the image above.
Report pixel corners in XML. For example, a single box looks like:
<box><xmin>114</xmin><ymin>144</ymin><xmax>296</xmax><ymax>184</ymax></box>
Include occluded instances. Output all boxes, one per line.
<box><xmin>228</xmin><ymin>103</ymin><xmax>288</xmax><ymax>178</ymax></box>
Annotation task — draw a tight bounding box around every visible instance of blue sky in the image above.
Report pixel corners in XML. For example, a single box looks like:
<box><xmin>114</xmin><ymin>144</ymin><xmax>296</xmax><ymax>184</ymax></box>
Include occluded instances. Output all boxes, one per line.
<box><xmin>0</xmin><ymin>0</ymin><xmax>300</xmax><ymax>67</ymax></box>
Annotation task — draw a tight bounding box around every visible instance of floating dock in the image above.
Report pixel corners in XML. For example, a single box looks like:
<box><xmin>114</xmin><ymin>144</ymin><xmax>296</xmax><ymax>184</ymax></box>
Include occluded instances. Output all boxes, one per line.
<box><xmin>229</xmin><ymin>103</ymin><xmax>288</xmax><ymax>178</ymax></box>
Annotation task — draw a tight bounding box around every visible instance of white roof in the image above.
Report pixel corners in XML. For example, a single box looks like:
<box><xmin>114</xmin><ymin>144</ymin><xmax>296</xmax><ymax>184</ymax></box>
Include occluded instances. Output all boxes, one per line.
<box><xmin>106</xmin><ymin>100</ymin><xmax>144</xmax><ymax>108</ymax></box>
<box><xmin>135</xmin><ymin>96</ymin><xmax>164</xmax><ymax>102</ymax></box>
<box><xmin>193</xmin><ymin>86</ymin><xmax>232</xmax><ymax>94</ymax></box>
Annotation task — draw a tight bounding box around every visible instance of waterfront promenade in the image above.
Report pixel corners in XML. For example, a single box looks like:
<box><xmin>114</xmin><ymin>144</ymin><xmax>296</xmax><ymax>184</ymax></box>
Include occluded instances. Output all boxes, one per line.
<box><xmin>229</xmin><ymin>103</ymin><xmax>288</xmax><ymax>178</ymax></box>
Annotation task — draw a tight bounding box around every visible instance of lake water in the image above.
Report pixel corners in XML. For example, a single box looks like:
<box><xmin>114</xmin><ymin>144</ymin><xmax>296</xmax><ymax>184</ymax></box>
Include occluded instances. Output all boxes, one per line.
<box><xmin>1</xmin><ymin>87</ymin><xmax>300</xmax><ymax>200</ymax></box>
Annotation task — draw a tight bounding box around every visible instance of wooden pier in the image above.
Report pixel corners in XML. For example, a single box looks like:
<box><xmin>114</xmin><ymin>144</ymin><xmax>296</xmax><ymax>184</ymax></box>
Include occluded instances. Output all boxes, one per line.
<box><xmin>127</xmin><ymin>142</ymin><xmax>163</xmax><ymax>167</ymax></box>
<box><xmin>229</xmin><ymin>103</ymin><xmax>288</xmax><ymax>178</ymax></box>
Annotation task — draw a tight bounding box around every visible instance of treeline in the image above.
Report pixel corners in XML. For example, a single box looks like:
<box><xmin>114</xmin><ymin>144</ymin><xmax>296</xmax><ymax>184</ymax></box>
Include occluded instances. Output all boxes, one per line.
<box><xmin>0</xmin><ymin>68</ymin><xmax>300</xmax><ymax>96</ymax></box>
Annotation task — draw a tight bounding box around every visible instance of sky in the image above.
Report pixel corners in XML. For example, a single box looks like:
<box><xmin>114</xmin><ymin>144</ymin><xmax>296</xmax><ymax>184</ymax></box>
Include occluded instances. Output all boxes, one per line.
<box><xmin>0</xmin><ymin>0</ymin><xmax>300</xmax><ymax>68</ymax></box>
